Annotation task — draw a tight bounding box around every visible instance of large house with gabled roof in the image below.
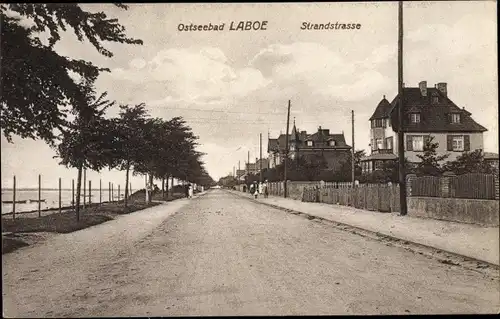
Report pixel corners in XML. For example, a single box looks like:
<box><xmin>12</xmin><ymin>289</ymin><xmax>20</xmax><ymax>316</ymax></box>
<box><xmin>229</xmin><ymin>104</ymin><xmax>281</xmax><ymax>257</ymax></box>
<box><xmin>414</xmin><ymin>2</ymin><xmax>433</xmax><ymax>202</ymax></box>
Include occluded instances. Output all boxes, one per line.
<box><xmin>268</xmin><ymin>120</ymin><xmax>351</xmax><ymax>172</ymax></box>
<box><xmin>361</xmin><ymin>81</ymin><xmax>488</xmax><ymax>174</ymax></box>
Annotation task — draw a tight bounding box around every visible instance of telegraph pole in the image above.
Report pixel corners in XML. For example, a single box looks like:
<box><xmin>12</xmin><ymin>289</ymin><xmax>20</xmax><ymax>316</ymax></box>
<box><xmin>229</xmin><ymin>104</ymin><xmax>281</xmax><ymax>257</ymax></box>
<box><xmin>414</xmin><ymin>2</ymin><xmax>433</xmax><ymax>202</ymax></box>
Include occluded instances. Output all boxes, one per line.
<box><xmin>351</xmin><ymin>110</ymin><xmax>355</xmax><ymax>188</ymax></box>
<box><xmin>247</xmin><ymin>151</ymin><xmax>250</xmax><ymax>175</ymax></box>
<box><xmin>284</xmin><ymin>100</ymin><xmax>291</xmax><ymax>198</ymax></box>
<box><xmin>259</xmin><ymin>133</ymin><xmax>263</xmax><ymax>183</ymax></box>
<box><xmin>397</xmin><ymin>0</ymin><xmax>408</xmax><ymax>216</ymax></box>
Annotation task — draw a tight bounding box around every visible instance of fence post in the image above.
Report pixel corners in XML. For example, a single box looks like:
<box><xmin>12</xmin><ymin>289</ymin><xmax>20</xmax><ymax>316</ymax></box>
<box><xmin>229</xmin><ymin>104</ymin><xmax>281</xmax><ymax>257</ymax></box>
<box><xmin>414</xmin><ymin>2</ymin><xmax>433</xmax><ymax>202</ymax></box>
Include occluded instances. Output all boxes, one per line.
<box><xmin>38</xmin><ymin>174</ymin><xmax>41</xmax><ymax>217</ymax></box>
<box><xmin>12</xmin><ymin>175</ymin><xmax>16</xmax><ymax>220</ymax></box>
<box><xmin>440</xmin><ymin>172</ymin><xmax>454</xmax><ymax>198</ymax></box>
<box><xmin>494</xmin><ymin>175</ymin><xmax>499</xmax><ymax>200</ymax></box>
<box><xmin>58</xmin><ymin>177</ymin><xmax>62</xmax><ymax>214</ymax></box>
<box><xmin>89</xmin><ymin>180</ymin><xmax>92</xmax><ymax>205</ymax></box>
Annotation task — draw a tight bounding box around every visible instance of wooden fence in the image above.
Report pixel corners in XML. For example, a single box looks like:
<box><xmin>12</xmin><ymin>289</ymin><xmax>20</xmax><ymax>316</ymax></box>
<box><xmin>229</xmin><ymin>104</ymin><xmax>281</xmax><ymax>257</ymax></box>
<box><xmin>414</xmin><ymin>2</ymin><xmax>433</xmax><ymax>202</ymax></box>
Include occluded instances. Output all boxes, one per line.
<box><xmin>303</xmin><ymin>184</ymin><xmax>400</xmax><ymax>213</ymax></box>
<box><xmin>409</xmin><ymin>173</ymin><xmax>499</xmax><ymax>200</ymax></box>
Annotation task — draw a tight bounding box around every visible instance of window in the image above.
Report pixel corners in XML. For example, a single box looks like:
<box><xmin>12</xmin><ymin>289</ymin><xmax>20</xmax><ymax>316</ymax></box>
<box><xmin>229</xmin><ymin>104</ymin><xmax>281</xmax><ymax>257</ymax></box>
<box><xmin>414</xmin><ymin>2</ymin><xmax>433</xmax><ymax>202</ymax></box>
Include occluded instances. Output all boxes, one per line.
<box><xmin>329</xmin><ymin>140</ymin><xmax>336</xmax><ymax>146</ymax></box>
<box><xmin>376</xmin><ymin>138</ymin><xmax>383</xmax><ymax>150</ymax></box>
<box><xmin>386</xmin><ymin>137</ymin><xmax>393</xmax><ymax>150</ymax></box>
<box><xmin>452</xmin><ymin>136</ymin><xmax>464</xmax><ymax>151</ymax></box>
<box><xmin>387</xmin><ymin>118</ymin><xmax>391</xmax><ymax>127</ymax></box>
<box><xmin>451</xmin><ymin>113</ymin><xmax>461</xmax><ymax>123</ymax></box>
<box><xmin>409</xmin><ymin>113</ymin><xmax>421</xmax><ymax>124</ymax></box>
<box><xmin>375</xmin><ymin>161</ymin><xmax>383</xmax><ymax>170</ymax></box>
<box><xmin>306</xmin><ymin>140</ymin><xmax>313</xmax><ymax>146</ymax></box>
<box><xmin>371</xmin><ymin>119</ymin><xmax>385</xmax><ymax>128</ymax></box>
<box><xmin>406</xmin><ymin>135</ymin><xmax>424</xmax><ymax>151</ymax></box>
<box><xmin>432</xmin><ymin>96</ymin><xmax>439</xmax><ymax>104</ymax></box>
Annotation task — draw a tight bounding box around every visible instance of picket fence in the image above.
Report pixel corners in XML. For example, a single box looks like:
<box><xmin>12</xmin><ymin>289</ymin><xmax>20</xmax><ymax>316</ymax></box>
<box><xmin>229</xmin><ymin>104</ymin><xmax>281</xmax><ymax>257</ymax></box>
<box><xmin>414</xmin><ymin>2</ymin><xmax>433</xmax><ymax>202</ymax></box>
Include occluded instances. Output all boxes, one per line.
<box><xmin>302</xmin><ymin>183</ymin><xmax>401</xmax><ymax>213</ymax></box>
<box><xmin>409</xmin><ymin>173</ymin><xmax>499</xmax><ymax>200</ymax></box>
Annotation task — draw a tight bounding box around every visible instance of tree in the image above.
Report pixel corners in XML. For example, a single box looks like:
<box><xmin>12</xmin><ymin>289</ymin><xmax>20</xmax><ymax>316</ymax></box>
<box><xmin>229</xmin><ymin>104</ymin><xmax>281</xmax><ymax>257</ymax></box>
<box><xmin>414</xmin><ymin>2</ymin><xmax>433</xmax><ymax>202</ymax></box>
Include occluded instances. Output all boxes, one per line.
<box><xmin>335</xmin><ymin>150</ymin><xmax>366</xmax><ymax>182</ymax></box>
<box><xmin>414</xmin><ymin>136</ymin><xmax>449</xmax><ymax>176</ymax></box>
<box><xmin>444</xmin><ymin>150</ymin><xmax>496</xmax><ymax>175</ymax></box>
<box><xmin>1</xmin><ymin>4</ymin><xmax>143</xmax><ymax>144</ymax></box>
<box><xmin>55</xmin><ymin>82</ymin><xmax>116</xmax><ymax>220</ymax></box>
<box><xmin>113</xmin><ymin>103</ymin><xmax>150</xmax><ymax>207</ymax></box>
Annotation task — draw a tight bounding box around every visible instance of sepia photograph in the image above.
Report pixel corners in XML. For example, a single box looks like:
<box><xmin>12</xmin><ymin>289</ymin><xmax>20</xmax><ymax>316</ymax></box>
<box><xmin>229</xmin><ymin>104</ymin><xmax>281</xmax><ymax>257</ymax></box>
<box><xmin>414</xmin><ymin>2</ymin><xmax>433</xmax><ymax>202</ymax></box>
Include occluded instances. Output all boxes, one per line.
<box><xmin>1</xmin><ymin>1</ymin><xmax>499</xmax><ymax>316</ymax></box>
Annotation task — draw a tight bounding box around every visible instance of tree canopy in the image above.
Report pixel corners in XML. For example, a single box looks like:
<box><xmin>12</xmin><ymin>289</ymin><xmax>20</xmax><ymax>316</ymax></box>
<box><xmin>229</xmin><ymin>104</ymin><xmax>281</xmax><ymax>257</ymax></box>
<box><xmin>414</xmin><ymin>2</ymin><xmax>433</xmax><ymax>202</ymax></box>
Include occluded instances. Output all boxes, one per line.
<box><xmin>0</xmin><ymin>3</ymin><xmax>143</xmax><ymax>144</ymax></box>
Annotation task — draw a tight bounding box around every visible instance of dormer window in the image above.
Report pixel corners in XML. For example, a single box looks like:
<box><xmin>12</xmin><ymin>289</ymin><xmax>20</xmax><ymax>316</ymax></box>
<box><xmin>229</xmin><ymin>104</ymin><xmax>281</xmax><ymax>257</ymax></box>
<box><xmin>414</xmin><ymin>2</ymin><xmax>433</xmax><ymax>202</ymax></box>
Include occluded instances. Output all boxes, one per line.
<box><xmin>306</xmin><ymin>140</ymin><xmax>313</xmax><ymax>147</ymax></box>
<box><xmin>432</xmin><ymin>96</ymin><xmax>439</xmax><ymax>104</ymax></box>
<box><xmin>329</xmin><ymin>140</ymin><xmax>336</xmax><ymax>146</ymax></box>
<box><xmin>409</xmin><ymin>113</ymin><xmax>421</xmax><ymax>124</ymax></box>
<box><xmin>450</xmin><ymin>113</ymin><xmax>461</xmax><ymax>123</ymax></box>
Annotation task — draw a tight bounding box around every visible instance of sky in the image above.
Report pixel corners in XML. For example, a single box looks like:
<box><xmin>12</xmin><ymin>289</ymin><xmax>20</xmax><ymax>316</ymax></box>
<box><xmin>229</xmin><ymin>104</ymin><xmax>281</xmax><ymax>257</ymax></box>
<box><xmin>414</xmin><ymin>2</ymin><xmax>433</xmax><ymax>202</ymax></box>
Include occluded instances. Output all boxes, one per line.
<box><xmin>1</xmin><ymin>1</ymin><xmax>498</xmax><ymax>187</ymax></box>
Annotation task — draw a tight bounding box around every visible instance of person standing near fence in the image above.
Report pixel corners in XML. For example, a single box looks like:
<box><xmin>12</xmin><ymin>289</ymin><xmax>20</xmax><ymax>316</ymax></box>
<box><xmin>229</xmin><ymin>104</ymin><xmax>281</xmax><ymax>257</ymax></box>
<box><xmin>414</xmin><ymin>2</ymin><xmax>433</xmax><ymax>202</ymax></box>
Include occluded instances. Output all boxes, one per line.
<box><xmin>263</xmin><ymin>180</ymin><xmax>269</xmax><ymax>198</ymax></box>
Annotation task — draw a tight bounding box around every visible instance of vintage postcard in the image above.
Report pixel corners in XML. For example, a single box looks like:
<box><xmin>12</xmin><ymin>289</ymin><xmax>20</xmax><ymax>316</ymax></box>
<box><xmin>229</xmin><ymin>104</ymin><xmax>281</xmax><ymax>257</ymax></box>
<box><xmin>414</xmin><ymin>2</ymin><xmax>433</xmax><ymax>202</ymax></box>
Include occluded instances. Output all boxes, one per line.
<box><xmin>1</xmin><ymin>2</ymin><xmax>498</xmax><ymax>317</ymax></box>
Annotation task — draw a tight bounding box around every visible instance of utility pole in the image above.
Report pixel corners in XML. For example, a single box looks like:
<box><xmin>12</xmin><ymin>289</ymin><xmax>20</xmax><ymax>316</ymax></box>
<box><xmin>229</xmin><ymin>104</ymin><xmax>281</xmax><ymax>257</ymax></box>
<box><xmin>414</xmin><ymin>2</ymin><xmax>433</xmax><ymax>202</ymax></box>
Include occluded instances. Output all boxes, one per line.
<box><xmin>351</xmin><ymin>110</ymin><xmax>355</xmax><ymax>187</ymax></box>
<box><xmin>398</xmin><ymin>0</ymin><xmax>408</xmax><ymax>216</ymax></box>
<box><xmin>247</xmin><ymin>150</ymin><xmax>250</xmax><ymax>175</ymax></box>
<box><xmin>259</xmin><ymin>133</ymin><xmax>263</xmax><ymax>183</ymax></box>
<box><xmin>284</xmin><ymin>100</ymin><xmax>291</xmax><ymax>198</ymax></box>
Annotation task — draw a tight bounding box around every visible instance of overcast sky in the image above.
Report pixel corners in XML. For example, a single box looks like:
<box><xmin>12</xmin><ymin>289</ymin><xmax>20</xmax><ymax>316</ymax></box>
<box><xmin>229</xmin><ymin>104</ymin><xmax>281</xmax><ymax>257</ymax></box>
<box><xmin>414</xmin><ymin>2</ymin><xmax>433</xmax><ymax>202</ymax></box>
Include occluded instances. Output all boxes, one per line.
<box><xmin>1</xmin><ymin>1</ymin><xmax>498</xmax><ymax>187</ymax></box>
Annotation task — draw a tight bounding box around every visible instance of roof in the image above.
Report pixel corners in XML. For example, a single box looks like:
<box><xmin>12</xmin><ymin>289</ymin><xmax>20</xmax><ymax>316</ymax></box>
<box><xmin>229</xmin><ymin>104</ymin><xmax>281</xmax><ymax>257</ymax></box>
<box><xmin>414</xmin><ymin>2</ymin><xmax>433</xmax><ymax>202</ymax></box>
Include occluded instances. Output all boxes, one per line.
<box><xmin>484</xmin><ymin>152</ymin><xmax>499</xmax><ymax>160</ymax></box>
<box><xmin>268</xmin><ymin>130</ymin><xmax>351</xmax><ymax>152</ymax></box>
<box><xmin>369</xmin><ymin>97</ymin><xmax>392</xmax><ymax>120</ymax></box>
<box><xmin>388</xmin><ymin>87</ymin><xmax>487</xmax><ymax>133</ymax></box>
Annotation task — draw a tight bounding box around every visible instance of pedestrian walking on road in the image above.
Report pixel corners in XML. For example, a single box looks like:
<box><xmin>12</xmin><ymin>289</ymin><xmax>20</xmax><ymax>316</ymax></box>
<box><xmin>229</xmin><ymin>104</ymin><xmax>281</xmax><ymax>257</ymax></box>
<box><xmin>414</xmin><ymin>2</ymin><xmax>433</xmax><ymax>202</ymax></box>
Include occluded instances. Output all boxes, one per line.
<box><xmin>188</xmin><ymin>184</ymin><xmax>194</xmax><ymax>199</ymax></box>
<box><xmin>185</xmin><ymin>184</ymin><xmax>189</xmax><ymax>198</ymax></box>
<box><xmin>264</xmin><ymin>180</ymin><xmax>269</xmax><ymax>198</ymax></box>
<box><xmin>253</xmin><ymin>182</ymin><xmax>258</xmax><ymax>199</ymax></box>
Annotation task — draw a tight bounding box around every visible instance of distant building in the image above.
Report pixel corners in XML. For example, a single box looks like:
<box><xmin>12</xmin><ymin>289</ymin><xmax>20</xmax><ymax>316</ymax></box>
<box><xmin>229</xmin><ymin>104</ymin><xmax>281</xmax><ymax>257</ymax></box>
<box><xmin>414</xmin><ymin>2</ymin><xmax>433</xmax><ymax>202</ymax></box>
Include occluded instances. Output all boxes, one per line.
<box><xmin>484</xmin><ymin>152</ymin><xmax>499</xmax><ymax>172</ymax></box>
<box><xmin>361</xmin><ymin>81</ymin><xmax>488</xmax><ymax>174</ymax></box>
<box><xmin>268</xmin><ymin>121</ymin><xmax>351</xmax><ymax>172</ymax></box>
<box><xmin>245</xmin><ymin>158</ymin><xmax>268</xmax><ymax>175</ymax></box>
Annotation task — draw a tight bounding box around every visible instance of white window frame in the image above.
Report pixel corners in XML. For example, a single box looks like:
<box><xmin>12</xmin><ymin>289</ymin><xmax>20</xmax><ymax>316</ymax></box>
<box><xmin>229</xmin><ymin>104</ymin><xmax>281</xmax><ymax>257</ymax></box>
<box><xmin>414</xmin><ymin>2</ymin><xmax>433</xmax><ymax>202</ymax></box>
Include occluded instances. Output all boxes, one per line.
<box><xmin>410</xmin><ymin>113</ymin><xmax>421</xmax><ymax>124</ymax></box>
<box><xmin>412</xmin><ymin>135</ymin><xmax>424</xmax><ymax>151</ymax></box>
<box><xmin>451</xmin><ymin>113</ymin><xmax>461</xmax><ymax>123</ymax></box>
<box><xmin>329</xmin><ymin>140</ymin><xmax>336</xmax><ymax>146</ymax></box>
<box><xmin>376</xmin><ymin>138</ymin><xmax>383</xmax><ymax>150</ymax></box>
<box><xmin>386</xmin><ymin>137</ymin><xmax>393</xmax><ymax>150</ymax></box>
<box><xmin>306</xmin><ymin>140</ymin><xmax>313</xmax><ymax>146</ymax></box>
<box><xmin>452</xmin><ymin>135</ymin><xmax>464</xmax><ymax>151</ymax></box>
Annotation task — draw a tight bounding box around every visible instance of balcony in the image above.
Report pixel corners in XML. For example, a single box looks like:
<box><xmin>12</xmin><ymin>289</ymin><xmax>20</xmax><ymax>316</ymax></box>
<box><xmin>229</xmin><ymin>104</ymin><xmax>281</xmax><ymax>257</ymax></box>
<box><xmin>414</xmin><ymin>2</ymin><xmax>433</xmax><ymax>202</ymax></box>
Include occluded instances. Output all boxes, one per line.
<box><xmin>371</xmin><ymin>148</ymin><xmax>394</xmax><ymax>155</ymax></box>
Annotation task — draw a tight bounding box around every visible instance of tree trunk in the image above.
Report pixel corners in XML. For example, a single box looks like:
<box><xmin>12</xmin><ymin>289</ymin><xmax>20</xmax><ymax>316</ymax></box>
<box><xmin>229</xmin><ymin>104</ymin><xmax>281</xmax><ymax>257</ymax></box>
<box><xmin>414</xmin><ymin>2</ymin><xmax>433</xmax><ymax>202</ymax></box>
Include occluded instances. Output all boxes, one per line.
<box><xmin>76</xmin><ymin>162</ymin><xmax>83</xmax><ymax>222</ymax></box>
<box><xmin>162</xmin><ymin>177</ymin><xmax>165</xmax><ymax>199</ymax></box>
<box><xmin>124</xmin><ymin>162</ymin><xmax>130</xmax><ymax>207</ymax></box>
<box><xmin>149</xmin><ymin>174</ymin><xmax>154</xmax><ymax>203</ymax></box>
<box><xmin>170</xmin><ymin>175</ymin><xmax>174</xmax><ymax>199</ymax></box>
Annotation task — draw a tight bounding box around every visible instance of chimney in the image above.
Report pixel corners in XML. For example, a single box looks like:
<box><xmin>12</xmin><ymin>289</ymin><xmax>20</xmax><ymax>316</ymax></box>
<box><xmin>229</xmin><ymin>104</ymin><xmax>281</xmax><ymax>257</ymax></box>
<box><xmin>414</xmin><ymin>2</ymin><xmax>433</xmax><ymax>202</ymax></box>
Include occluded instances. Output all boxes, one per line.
<box><xmin>419</xmin><ymin>81</ymin><xmax>427</xmax><ymax>97</ymax></box>
<box><xmin>437</xmin><ymin>82</ymin><xmax>447</xmax><ymax>96</ymax></box>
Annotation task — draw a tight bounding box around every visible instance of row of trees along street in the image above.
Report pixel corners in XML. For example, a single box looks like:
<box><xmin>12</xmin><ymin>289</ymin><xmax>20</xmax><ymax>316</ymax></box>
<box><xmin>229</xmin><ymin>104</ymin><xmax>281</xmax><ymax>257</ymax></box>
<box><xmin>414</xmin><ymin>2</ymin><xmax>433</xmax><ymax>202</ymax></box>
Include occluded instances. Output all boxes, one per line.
<box><xmin>1</xmin><ymin>4</ymin><xmax>215</xmax><ymax>220</ymax></box>
<box><xmin>228</xmin><ymin>136</ymin><xmax>497</xmax><ymax>186</ymax></box>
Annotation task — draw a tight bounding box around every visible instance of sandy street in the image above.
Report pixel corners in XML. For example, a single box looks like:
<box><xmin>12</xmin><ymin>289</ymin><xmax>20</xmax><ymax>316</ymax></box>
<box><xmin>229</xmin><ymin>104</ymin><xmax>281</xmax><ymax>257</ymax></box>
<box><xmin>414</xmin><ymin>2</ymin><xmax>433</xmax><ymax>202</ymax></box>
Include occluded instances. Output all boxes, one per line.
<box><xmin>3</xmin><ymin>189</ymin><xmax>499</xmax><ymax>317</ymax></box>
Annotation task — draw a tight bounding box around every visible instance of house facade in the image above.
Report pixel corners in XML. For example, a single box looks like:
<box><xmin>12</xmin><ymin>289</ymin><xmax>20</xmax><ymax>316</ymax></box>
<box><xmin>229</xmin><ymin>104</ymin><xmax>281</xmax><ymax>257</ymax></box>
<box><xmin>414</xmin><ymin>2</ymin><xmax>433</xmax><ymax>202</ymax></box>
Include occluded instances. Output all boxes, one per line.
<box><xmin>245</xmin><ymin>158</ymin><xmax>269</xmax><ymax>175</ymax></box>
<box><xmin>361</xmin><ymin>81</ymin><xmax>488</xmax><ymax>174</ymax></box>
<box><xmin>268</xmin><ymin>122</ymin><xmax>352</xmax><ymax>172</ymax></box>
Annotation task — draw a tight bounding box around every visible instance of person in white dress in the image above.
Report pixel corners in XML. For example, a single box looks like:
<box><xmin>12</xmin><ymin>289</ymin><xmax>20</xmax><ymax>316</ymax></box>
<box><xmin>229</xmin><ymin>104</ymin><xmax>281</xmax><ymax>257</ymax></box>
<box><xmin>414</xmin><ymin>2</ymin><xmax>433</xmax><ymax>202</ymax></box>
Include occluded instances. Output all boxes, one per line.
<box><xmin>188</xmin><ymin>184</ymin><xmax>194</xmax><ymax>198</ymax></box>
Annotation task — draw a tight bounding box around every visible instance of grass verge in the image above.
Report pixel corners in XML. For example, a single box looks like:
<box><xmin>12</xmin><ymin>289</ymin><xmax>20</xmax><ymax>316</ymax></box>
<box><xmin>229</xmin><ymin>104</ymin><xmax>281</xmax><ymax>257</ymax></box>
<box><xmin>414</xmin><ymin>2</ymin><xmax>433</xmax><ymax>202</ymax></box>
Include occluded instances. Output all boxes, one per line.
<box><xmin>1</xmin><ymin>191</ymin><xmax>186</xmax><ymax>254</ymax></box>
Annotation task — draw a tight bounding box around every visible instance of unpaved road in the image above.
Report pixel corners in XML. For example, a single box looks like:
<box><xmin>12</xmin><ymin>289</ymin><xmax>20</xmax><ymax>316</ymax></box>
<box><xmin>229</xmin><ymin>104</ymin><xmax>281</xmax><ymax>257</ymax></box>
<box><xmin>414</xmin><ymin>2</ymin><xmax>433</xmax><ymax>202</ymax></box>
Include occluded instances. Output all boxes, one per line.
<box><xmin>3</xmin><ymin>190</ymin><xmax>499</xmax><ymax>316</ymax></box>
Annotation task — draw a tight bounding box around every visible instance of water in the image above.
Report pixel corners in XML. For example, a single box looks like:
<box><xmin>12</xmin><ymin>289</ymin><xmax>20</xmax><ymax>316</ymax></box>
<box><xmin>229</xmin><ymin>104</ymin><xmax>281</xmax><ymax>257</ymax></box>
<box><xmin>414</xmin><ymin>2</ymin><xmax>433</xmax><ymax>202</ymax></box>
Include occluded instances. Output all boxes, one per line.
<box><xmin>1</xmin><ymin>189</ymin><xmax>124</xmax><ymax>215</ymax></box>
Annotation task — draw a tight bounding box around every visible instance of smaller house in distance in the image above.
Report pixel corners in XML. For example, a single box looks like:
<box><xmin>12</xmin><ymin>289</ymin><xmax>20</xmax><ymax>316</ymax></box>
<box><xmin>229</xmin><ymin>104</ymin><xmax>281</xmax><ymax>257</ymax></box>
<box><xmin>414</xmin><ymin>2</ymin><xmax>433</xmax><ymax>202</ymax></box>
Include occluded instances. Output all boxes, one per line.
<box><xmin>268</xmin><ymin>121</ymin><xmax>351</xmax><ymax>172</ymax></box>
